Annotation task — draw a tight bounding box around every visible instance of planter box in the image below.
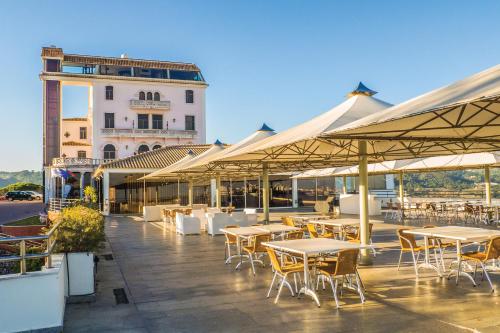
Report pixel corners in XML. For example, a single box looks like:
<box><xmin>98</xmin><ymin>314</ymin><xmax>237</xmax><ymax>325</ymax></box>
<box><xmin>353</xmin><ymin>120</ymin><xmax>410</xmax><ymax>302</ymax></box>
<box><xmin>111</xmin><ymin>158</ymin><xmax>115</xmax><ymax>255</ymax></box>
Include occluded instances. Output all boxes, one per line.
<box><xmin>66</xmin><ymin>252</ymin><xmax>95</xmax><ymax>296</ymax></box>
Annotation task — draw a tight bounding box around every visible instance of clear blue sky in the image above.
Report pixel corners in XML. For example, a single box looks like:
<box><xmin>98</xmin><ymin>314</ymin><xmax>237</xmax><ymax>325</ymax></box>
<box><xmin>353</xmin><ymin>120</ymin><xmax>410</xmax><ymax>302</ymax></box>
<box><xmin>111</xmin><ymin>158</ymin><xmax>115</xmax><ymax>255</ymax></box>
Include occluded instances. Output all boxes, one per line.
<box><xmin>1</xmin><ymin>0</ymin><xmax>500</xmax><ymax>171</ymax></box>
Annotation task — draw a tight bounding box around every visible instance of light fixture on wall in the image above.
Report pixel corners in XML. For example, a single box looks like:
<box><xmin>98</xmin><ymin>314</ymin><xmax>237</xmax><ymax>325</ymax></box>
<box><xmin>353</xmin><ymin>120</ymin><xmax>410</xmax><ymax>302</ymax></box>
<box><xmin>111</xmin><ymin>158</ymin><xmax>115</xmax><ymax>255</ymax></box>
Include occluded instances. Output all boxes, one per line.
<box><xmin>125</xmin><ymin>116</ymin><xmax>128</xmax><ymax>122</ymax></box>
<box><xmin>173</xmin><ymin>118</ymin><xmax>176</xmax><ymax>123</ymax></box>
<box><xmin>125</xmin><ymin>145</ymin><xmax>128</xmax><ymax>150</ymax></box>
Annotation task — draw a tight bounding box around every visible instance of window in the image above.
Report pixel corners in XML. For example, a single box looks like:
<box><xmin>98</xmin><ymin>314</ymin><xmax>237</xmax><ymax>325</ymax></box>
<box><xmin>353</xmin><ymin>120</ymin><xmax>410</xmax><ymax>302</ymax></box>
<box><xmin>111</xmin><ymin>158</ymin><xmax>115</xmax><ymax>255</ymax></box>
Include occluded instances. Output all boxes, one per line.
<box><xmin>154</xmin><ymin>92</ymin><xmax>160</xmax><ymax>101</ymax></box>
<box><xmin>104</xmin><ymin>113</ymin><xmax>115</xmax><ymax>128</ymax></box>
<box><xmin>105</xmin><ymin>86</ymin><xmax>113</xmax><ymax>100</ymax></box>
<box><xmin>185</xmin><ymin>115</ymin><xmax>195</xmax><ymax>131</ymax></box>
<box><xmin>152</xmin><ymin>114</ymin><xmax>163</xmax><ymax>129</ymax></box>
<box><xmin>170</xmin><ymin>70</ymin><xmax>203</xmax><ymax>81</ymax></box>
<box><xmin>152</xmin><ymin>145</ymin><xmax>162</xmax><ymax>150</ymax></box>
<box><xmin>103</xmin><ymin>144</ymin><xmax>116</xmax><ymax>160</ymax></box>
<box><xmin>79</xmin><ymin>127</ymin><xmax>87</xmax><ymax>140</ymax></box>
<box><xmin>138</xmin><ymin>145</ymin><xmax>149</xmax><ymax>154</ymax></box>
<box><xmin>146</xmin><ymin>92</ymin><xmax>153</xmax><ymax>100</ymax></box>
<box><xmin>138</xmin><ymin>114</ymin><xmax>149</xmax><ymax>129</ymax></box>
<box><xmin>139</xmin><ymin>91</ymin><xmax>145</xmax><ymax>100</ymax></box>
<box><xmin>77</xmin><ymin>150</ymin><xmax>86</xmax><ymax>158</ymax></box>
<box><xmin>185</xmin><ymin>90</ymin><xmax>194</xmax><ymax>103</ymax></box>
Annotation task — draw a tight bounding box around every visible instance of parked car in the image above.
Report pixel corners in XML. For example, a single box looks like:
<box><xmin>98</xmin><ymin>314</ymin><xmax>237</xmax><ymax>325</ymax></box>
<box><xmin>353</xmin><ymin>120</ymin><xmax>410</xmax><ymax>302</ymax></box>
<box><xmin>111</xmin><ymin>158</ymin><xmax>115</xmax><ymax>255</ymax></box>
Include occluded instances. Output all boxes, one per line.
<box><xmin>25</xmin><ymin>191</ymin><xmax>43</xmax><ymax>200</ymax></box>
<box><xmin>5</xmin><ymin>191</ymin><xmax>34</xmax><ymax>201</ymax></box>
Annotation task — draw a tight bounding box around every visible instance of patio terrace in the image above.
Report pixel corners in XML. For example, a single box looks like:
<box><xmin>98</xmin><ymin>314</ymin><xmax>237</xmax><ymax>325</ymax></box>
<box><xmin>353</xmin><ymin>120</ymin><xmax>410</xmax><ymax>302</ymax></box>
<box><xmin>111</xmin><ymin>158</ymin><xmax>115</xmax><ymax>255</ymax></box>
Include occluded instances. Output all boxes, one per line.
<box><xmin>64</xmin><ymin>213</ymin><xmax>500</xmax><ymax>332</ymax></box>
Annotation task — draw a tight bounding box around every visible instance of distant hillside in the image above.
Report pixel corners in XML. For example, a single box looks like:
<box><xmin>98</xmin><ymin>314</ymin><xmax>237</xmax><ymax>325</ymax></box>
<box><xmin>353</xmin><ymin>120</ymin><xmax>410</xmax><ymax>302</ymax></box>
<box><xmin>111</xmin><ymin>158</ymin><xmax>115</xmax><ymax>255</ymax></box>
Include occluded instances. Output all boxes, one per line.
<box><xmin>0</xmin><ymin>170</ymin><xmax>42</xmax><ymax>187</ymax></box>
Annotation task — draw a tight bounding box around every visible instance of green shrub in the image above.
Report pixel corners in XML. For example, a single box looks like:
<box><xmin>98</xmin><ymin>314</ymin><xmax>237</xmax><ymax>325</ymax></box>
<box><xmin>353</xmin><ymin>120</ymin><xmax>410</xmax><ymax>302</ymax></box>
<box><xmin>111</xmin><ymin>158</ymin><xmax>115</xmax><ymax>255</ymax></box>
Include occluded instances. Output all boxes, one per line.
<box><xmin>52</xmin><ymin>205</ymin><xmax>105</xmax><ymax>253</ymax></box>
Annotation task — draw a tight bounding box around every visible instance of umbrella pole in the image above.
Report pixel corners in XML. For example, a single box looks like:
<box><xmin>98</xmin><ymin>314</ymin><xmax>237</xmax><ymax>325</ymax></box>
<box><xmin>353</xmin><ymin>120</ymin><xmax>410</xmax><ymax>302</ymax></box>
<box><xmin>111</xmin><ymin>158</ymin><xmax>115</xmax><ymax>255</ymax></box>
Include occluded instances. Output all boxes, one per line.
<box><xmin>188</xmin><ymin>178</ymin><xmax>194</xmax><ymax>206</ymax></box>
<box><xmin>485</xmin><ymin>166</ymin><xmax>491</xmax><ymax>205</ymax></box>
<box><xmin>358</xmin><ymin>141</ymin><xmax>372</xmax><ymax>265</ymax></box>
<box><xmin>399</xmin><ymin>172</ymin><xmax>405</xmax><ymax>219</ymax></box>
<box><xmin>216</xmin><ymin>174</ymin><xmax>222</xmax><ymax>209</ymax></box>
<box><xmin>262</xmin><ymin>163</ymin><xmax>270</xmax><ymax>224</ymax></box>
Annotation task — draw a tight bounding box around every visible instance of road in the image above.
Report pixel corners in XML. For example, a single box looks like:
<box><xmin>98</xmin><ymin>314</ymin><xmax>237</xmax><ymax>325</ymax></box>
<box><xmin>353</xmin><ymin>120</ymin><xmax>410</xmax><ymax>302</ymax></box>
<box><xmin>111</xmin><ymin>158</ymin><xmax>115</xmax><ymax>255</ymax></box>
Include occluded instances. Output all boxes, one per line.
<box><xmin>0</xmin><ymin>200</ymin><xmax>45</xmax><ymax>225</ymax></box>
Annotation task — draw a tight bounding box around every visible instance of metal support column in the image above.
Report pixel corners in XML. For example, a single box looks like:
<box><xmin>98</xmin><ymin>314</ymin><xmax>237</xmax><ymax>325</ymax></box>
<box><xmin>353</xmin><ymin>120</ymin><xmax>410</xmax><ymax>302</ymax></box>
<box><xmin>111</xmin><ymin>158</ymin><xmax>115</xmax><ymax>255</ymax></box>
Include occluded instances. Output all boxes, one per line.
<box><xmin>216</xmin><ymin>174</ymin><xmax>222</xmax><ymax>209</ymax></box>
<box><xmin>188</xmin><ymin>179</ymin><xmax>194</xmax><ymax>206</ymax></box>
<box><xmin>342</xmin><ymin>175</ymin><xmax>347</xmax><ymax>194</ymax></box>
<box><xmin>358</xmin><ymin>141</ymin><xmax>372</xmax><ymax>265</ymax></box>
<box><xmin>485</xmin><ymin>166</ymin><xmax>491</xmax><ymax>205</ymax></box>
<box><xmin>262</xmin><ymin>163</ymin><xmax>270</xmax><ymax>224</ymax></box>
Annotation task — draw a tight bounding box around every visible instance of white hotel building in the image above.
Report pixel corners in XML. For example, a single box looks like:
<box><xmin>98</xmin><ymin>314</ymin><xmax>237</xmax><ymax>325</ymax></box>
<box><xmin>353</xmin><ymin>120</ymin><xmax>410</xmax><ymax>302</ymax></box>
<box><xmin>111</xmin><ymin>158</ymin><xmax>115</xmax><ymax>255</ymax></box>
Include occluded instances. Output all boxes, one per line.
<box><xmin>40</xmin><ymin>47</ymin><xmax>207</xmax><ymax>202</ymax></box>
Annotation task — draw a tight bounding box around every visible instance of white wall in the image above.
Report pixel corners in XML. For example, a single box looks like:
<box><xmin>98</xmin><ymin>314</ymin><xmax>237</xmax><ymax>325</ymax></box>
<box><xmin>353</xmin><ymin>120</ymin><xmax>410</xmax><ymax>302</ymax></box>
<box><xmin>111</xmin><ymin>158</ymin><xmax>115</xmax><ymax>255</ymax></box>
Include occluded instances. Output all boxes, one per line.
<box><xmin>0</xmin><ymin>254</ymin><xmax>66</xmax><ymax>333</ymax></box>
<box><xmin>92</xmin><ymin>81</ymin><xmax>206</xmax><ymax>160</ymax></box>
<box><xmin>61</xmin><ymin>118</ymin><xmax>92</xmax><ymax>158</ymax></box>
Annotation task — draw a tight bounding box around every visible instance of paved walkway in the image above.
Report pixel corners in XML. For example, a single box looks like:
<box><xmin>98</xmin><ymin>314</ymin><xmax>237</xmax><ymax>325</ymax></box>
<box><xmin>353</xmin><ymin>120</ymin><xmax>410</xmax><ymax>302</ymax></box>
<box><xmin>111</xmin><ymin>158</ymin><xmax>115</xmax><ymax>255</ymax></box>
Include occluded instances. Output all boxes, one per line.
<box><xmin>64</xmin><ymin>214</ymin><xmax>500</xmax><ymax>332</ymax></box>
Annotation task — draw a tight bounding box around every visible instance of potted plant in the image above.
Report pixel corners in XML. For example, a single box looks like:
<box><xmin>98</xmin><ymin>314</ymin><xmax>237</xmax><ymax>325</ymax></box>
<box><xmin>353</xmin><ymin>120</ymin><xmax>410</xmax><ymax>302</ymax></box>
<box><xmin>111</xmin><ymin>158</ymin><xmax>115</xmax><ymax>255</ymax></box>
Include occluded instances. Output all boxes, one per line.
<box><xmin>51</xmin><ymin>205</ymin><xmax>105</xmax><ymax>297</ymax></box>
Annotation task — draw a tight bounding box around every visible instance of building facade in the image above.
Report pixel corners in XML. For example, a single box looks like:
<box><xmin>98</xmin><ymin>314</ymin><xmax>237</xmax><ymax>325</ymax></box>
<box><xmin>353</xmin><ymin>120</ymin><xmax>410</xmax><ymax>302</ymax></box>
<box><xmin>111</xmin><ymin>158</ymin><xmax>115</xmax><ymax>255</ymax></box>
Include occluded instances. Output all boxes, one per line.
<box><xmin>40</xmin><ymin>47</ymin><xmax>207</xmax><ymax>202</ymax></box>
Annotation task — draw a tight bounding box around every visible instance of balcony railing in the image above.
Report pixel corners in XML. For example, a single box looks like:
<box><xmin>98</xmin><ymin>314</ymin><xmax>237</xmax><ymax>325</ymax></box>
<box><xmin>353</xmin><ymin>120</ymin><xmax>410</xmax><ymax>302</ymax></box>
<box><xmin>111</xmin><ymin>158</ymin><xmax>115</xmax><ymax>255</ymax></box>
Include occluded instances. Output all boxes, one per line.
<box><xmin>100</xmin><ymin>128</ymin><xmax>197</xmax><ymax>139</ymax></box>
<box><xmin>51</xmin><ymin>157</ymin><xmax>115</xmax><ymax>167</ymax></box>
<box><xmin>129</xmin><ymin>99</ymin><xmax>170</xmax><ymax>110</ymax></box>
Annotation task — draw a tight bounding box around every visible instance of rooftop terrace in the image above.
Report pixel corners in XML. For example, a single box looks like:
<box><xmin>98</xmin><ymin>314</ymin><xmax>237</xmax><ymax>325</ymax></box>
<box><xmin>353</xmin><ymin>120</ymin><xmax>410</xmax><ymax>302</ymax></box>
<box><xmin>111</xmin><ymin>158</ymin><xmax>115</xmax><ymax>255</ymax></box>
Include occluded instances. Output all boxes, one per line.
<box><xmin>64</xmin><ymin>213</ymin><xmax>500</xmax><ymax>332</ymax></box>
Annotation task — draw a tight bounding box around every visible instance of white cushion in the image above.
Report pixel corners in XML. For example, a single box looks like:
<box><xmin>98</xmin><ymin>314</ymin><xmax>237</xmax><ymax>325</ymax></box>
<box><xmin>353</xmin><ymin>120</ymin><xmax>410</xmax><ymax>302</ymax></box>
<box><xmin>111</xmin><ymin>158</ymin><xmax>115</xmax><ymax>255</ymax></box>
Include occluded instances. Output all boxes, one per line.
<box><xmin>207</xmin><ymin>213</ymin><xmax>230</xmax><ymax>236</ymax></box>
<box><xmin>176</xmin><ymin>213</ymin><xmax>201</xmax><ymax>235</ymax></box>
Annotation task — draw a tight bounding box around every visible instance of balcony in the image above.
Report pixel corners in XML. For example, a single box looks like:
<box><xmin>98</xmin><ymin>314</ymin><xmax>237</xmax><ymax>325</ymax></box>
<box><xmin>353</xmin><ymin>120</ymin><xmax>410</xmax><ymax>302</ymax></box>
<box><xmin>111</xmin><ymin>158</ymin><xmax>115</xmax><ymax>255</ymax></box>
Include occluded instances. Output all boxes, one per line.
<box><xmin>100</xmin><ymin>128</ymin><xmax>197</xmax><ymax>139</ymax></box>
<box><xmin>51</xmin><ymin>157</ymin><xmax>113</xmax><ymax>167</ymax></box>
<box><xmin>129</xmin><ymin>99</ymin><xmax>170</xmax><ymax>110</ymax></box>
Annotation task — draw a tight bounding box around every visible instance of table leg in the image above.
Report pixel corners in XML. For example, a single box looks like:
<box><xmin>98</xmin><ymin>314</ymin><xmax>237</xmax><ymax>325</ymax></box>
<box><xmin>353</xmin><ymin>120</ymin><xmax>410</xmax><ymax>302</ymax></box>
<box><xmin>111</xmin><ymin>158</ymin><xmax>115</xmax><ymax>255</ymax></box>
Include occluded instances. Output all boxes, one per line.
<box><xmin>416</xmin><ymin>236</ymin><xmax>442</xmax><ymax>277</ymax></box>
<box><xmin>298</xmin><ymin>253</ymin><xmax>320</xmax><ymax>307</ymax></box>
<box><xmin>447</xmin><ymin>240</ymin><xmax>476</xmax><ymax>285</ymax></box>
<box><xmin>235</xmin><ymin>236</ymin><xmax>249</xmax><ymax>270</ymax></box>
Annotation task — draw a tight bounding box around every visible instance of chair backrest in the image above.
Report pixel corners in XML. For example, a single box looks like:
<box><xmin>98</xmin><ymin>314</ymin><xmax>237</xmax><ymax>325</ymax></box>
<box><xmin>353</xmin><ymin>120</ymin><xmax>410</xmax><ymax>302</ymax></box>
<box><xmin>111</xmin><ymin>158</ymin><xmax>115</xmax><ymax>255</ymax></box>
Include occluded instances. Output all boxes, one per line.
<box><xmin>266</xmin><ymin>247</ymin><xmax>283</xmax><ymax>274</ymax></box>
<box><xmin>251</xmin><ymin>234</ymin><xmax>271</xmax><ymax>252</ymax></box>
<box><xmin>282</xmin><ymin>216</ymin><xmax>295</xmax><ymax>227</ymax></box>
<box><xmin>307</xmin><ymin>224</ymin><xmax>318</xmax><ymax>238</ymax></box>
<box><xmin>397</xmin><ymin>228</ymin><xmax>418</xmax><ymax>249</ymax></box>
<box><xmin>224</xmin><ymin>225</ymin><xmax>238</xmax><ymax>243</ymax></box>
<box><xmin>485</xmin><ymin>236</ymin><xmax>500</xmax><ymax>260</ymax></box>
<box><xmin>285</xmin><ymin>230</ymin><xmax>304</xmax><ymax>240</ymax></box>
<box><xmin>334</xmin><ymin>249</ymin><xmax>360</xmax><ymax>276</ymax></box>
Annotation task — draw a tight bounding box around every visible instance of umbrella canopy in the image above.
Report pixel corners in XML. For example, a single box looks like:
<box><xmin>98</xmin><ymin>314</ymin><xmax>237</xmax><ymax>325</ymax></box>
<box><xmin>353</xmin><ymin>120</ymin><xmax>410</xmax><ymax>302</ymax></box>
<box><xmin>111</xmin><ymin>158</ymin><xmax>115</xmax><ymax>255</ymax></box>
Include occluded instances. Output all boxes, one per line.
<box><xmin>141</xmin><ymin>140</ymin><xmax>226</xmax><ymax>180</ymax></box>
<box><xmin>145</xmin><ymin>124</ymin><xmax>277</xmax><ymax>179</ymax></box>
<box><xmin>187</xmin><ymin>85</ymin><xmax>392</xmax><ymax>175</ymax></box>
<box><xmin>293</xmin><ymin>151</ymin><xmax>500</xmax><ymax>178</ymax></box>
<box><xmin>201</xmin><ymin>65</ymin><xmax>500</xmax><ymax>174</ymax></box>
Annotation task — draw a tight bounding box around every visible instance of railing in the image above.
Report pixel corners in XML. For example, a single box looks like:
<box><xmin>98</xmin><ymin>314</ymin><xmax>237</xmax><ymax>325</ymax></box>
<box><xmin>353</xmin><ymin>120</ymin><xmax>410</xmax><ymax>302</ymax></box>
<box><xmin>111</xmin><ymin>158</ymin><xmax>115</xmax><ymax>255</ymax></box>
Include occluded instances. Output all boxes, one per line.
<box><xmin>129</xmin><ymin>99</ymin><xmax>170</xmax><ymax>110</ymax></box>
<box><xmin>49</xmin><ymin>198</ymin><xmax>81</xmax><ymax>212</ymax></box>
<box><xmin>0</xmin><ymin>221</ymin><xmax>61</xmax><ymax>274</ymax></box>
<box><xmin>100</xmin><ymin>128</ymin><xmax>197</xmax><ymax>138</ymax></box>
<box><xmin>51</xmin><ymin>157</ymin><xmax>112</xmax><ymax>167</ymax></box>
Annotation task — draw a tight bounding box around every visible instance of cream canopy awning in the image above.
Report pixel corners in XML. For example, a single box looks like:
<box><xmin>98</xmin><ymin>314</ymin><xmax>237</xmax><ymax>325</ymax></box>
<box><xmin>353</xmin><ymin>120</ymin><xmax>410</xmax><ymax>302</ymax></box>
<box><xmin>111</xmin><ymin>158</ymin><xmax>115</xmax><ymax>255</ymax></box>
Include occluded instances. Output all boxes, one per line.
<box><xmin>209</xmin><ymin>65</ymin><xmax>500</xmax><ymax>173</ymax></box>
<box><xmin>141</xmin><ymin>140</ymin><xmax>226</xmax><ymax>180</ymax></box>
<box><xmin>293</xmin><ymin>151</ymin><xmax>500</xmax><ymax>178</ymax></box>
<box><xmin>144</xmin><ymin>124</ymin><xmax>277</xmax><ymax>179</ymax></box>
<box><xmin>178</xmin><ymin>86</ymin><xmax>392</xmax><ymax>175</ymax></box>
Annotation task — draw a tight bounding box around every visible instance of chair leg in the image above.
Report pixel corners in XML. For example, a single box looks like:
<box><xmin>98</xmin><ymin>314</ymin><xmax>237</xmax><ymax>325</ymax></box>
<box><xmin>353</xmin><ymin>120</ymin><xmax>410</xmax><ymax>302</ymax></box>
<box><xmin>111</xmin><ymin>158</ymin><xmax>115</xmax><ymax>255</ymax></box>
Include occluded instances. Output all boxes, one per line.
<box><xmin>248</xmin><ymin>252</ymin><xmax>256</xmax><ymax>276</ymax></box>
<box><xmin>331</xmin><ymin>278</ymin><xmax>340</xmax><ymax>308</ymax></box>
<box><xmin>411</xmin><ymin>251</ymin><xmax>419</xmax><ymax>277</ymax></box>
<box><xmin>355</xmin><ymin>272</ymin><xmax>365</xmax><ymax>303</ymax></box>
<box><xmin>275</xmin><ymin>277</ymin><xmax>286</xmax><ymax>304</ymax></box>
<box><xmin>397</xmin><ymin>250</ymin><xmax>403</xmax><ymax>270</ymax></box>
<box><xmin>479</xmin><ymin>262</ymin><xmax>494</xmax><ymax>292</ymax></box>
<box><xmin>267</xmin><ymin>272</ymin><xmax>277</xmax><ymax>298</ymax></box>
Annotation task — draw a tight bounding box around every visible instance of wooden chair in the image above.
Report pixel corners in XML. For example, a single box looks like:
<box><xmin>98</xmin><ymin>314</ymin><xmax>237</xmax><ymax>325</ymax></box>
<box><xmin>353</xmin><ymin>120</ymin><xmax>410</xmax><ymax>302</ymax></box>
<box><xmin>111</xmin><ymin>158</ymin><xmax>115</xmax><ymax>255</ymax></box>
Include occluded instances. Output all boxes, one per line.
<box><xmin>315</xmin><ymin>249</ymin><xmax>364</xmax><ymax>308</ymax></box>
<box><xmin>242</xmin><ymin>234</ymin><xmax>270</xmax><ymax>275</ymax></box>
<box><xmin>223</xmin><ymin>225</ymin><xmax>239</xmax><ymax>264</ymax></box>
<box><xmin>347</xmin><ymin>223</ymin><xmax>376</xmax><ymax>256</ymax></box>
<box><xmin>266</xmin><ymin>247</ymin><xmax>304</xmax><ymax>304</ymax></box>
<box><xmin>285</xmin><ymin>230</ymin><xmax>304</xmax><ymax>240</ymax></box>
<box><xmin>396</xmin><ymin>228</ymin><xmax>437</xmax><ymax>276</ymax></box>
<box><xmin>455</xmin><ymin>236</ymin><xmax>500</xmax><ymax>292</ymax></box>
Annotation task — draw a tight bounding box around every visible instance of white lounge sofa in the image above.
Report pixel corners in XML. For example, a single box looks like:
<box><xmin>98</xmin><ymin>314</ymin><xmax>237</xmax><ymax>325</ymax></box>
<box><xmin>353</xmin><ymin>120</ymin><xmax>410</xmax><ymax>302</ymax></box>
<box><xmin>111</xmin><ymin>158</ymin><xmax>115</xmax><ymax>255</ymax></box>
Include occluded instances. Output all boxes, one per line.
<box><xmin>176</xmin><ymin>213</ymin><xmax>201</xmax><ymax>235</ymax></box>
<box><xmin>243</xmin><ymin>208</ymin><xmax>257</xmax><ymax>214</ymax></box>
<box><xmin>191</xmin><ymin>209</ymin><xmax>208</xmax><ymax>230</ymax></box>
<box><xmin>207</xmin><ymin>213</ymin><xmax>232</xmax><ymax>236</ymax></box>
<box><xmin>143</xmin><ymin>204</ymin><xmax>184</xmax><ymax>222</ymax></box>
<box><xmin>231</xmin><ymin>212</ymin><xmax>252</xmax><ymax>227</ymax></box>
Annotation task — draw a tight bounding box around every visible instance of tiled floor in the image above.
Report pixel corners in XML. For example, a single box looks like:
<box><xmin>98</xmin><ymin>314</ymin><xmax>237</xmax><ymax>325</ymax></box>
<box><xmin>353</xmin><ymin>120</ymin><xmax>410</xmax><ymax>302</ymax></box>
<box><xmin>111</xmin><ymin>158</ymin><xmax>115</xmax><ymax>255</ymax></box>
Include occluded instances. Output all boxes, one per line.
<box><xmin>64</xmin><ymin>213</ymin><xmax>500</xmax><ymax>332</ymax></box>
